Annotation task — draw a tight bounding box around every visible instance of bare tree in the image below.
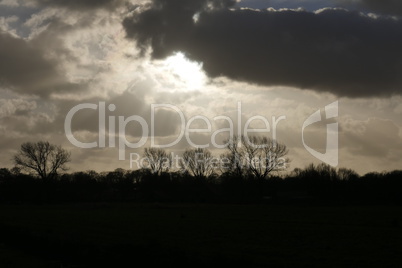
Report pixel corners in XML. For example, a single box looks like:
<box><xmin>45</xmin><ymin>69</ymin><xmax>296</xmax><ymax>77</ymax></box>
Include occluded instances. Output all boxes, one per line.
<box><xmin>142</xmin><ymin>148</ymin><xmax>172</xmax><ymax>175</ymax></box>
<box><xmin>14</xmin><ymin>141</ymin><xmax>71</xmax><ymax>180</ymax></box>
<box><xmin>223</xmin><ymin>135</ymin><xmax>289</xmax><ymax>179</ymax></box>
<box><xmin>180</xmin><ymin>148</ymin><xmax>215</xmax><ymax>179</ymax></box>
<box><xmin>221</xmin><ymin>135</ymin><xmax>244</xmax><ymax>177</ymax></box>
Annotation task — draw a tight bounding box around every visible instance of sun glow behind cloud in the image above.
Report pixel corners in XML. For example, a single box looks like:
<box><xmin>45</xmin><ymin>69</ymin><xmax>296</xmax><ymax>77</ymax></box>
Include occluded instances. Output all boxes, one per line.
<box><xmin>163</xmin><ymin>52</ymin><xmax>207</xmax><ymax>91</ymax></box>
<box><xmin>0</xmin><ymin>0</ymin><xmax>401</xmax><ymax>174</ymax></box>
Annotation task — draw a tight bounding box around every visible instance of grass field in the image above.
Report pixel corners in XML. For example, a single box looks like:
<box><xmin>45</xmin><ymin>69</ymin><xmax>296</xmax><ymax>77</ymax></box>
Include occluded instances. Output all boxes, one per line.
<box><xmin>0</xmin><ymin>203</ymin><xmax>401</xmax><ymax>267</ymax></box>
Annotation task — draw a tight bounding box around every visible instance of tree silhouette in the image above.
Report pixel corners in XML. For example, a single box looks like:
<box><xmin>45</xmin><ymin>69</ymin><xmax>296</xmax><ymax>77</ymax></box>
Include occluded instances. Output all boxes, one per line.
<box><xmin>221</xmin><ymin>135</ymin><xmax>244</xmax><ymax>177</ymax></box>
<box><xmin>180</xmin><ymin>148</ymin><xmax>215</xmax><ymax>179</ymax></box>
<box><xmin>337</xmin><ymin>167</ymin><xmax>359</xmax><ymax>181</ymax></box>
<box><xmin>14</xmin><ymin>141</ymin><xmax>71</xmax><ymax>180</ymax></box>
<box><xmin>223</xmin><ymin>135</ymin><xmax>289</xmax><ymax>179</ymax></box>
<box><xmin>142</xmin><ymin>148</ymin><xmax>172</xmax><ymax>175</ymax></box>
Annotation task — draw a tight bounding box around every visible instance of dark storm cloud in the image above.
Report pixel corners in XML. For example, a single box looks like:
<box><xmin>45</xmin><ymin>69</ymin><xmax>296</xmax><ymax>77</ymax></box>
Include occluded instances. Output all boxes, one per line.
<box><xmin>123</xmin><ymin>0</ymin><xmax>402</xmax><ymax>97</ymax></box>
<box><xmin>0</xmin><ymin>32</ymin><xmax>83</xmax><ymax>97</ymax></box>
<box><xmin>345</xmin><ymin>0</ymin><xmax>402</xmax><ymax>16</ymax></box>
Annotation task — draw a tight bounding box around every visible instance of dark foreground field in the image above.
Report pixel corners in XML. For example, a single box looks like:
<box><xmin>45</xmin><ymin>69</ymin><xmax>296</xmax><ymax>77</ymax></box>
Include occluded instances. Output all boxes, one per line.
<box><xmin>0</xmin><ymin>203</ymin><xmax>401</xmax><ymax>267</ymax></box>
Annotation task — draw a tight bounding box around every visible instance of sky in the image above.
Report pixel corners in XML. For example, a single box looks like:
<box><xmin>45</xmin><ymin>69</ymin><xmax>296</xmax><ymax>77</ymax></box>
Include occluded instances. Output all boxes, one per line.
<box><xmin>0</xmin><ymin>0</ymin><xmax>401</xmax><ymax>175</ymax></box>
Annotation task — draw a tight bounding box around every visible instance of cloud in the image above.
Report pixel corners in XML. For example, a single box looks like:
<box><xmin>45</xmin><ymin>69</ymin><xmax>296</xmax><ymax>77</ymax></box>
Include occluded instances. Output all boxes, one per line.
<box><xmin>342</xmin><ymin>117</ymin><xmax>402</xmax><ymax>158</ymax></box>
<box><xmin>0</xmin><ymin>0</ymin><xmax>20</xmax><ymax>7</ymax></box>
<box><xmin>123</xmin><ymin>0</ymin><xmax>402</xmax><ymax>97</ymax></box>
<box><xmin>0</xmin><ymin>2</ymin><xmax>137</xmax><ymax>98</ymax></box>
<box><xmin>0</xmin><ymin>15</ymin><xmax>19</xmax><ymax>35</ymax></box>
<box><xmin>32</xmin><ymin>0</ymin><xmax>126</xmax><ymax>11</ymax></box>
<box><xmin>0</xmin><ymin>98</ymin><xmax>37</xmax><ymax>117</ymax></box>
<box><xmin>240</xmin><ymin>1</ymin><xmax>402</xmax><ymax>16</ymax></box>
<box><xmin>342</xmin><ymin>0</ymin><xmax>402</xmax><ymax>16</ymax></box>
<box><xmin>0</xmin><ymin>6</ymin><xmax>110</xmax><ymax>99</ymax></box>
<box><xmin>0</xmin><ymin>32</ymin><xmax>86</xmax><ymax>97</ymax></box>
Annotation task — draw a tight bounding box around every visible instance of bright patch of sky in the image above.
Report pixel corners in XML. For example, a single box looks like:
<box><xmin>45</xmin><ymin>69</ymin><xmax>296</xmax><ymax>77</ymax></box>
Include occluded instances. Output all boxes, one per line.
<box><xmin>236</xmin><ymin>0</ymin><xmax>361</xmax><ymax>12</ymax></box>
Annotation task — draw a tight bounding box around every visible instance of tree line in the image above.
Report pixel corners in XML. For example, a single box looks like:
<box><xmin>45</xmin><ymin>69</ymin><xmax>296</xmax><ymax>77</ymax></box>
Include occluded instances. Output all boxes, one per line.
<box><xmin>1</xmin><ymin>139</ymin><xmax>401</xmax><ymax>204</ymax></box>
<box><xmin>11</xmin><ymin>137</ymin><xmax>289</xmax><ymax>181</ymax></box>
